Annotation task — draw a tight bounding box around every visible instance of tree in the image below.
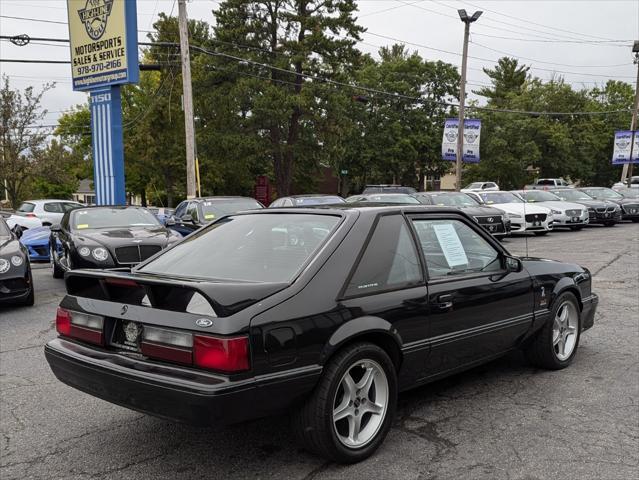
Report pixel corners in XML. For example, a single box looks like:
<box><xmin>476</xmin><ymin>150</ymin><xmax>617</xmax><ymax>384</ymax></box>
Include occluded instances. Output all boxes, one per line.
<box><xmin>30</xmin><ymin>139</ymin><xmax>83</xmax><ymax>199</ymax></box>
<box><xmin>0</xmin><ymin>76</ymin><xmax>54</xmax><ymax>207</ymax></box>
<box><xmin>211</xmin><ymin>0</ymin><xmax>365</xmax><ymax>196</ymax></box>
<box><xmin>474</xmin><ymin>57</ymin><xmax>529</xmax><ymax>107</ymax></box>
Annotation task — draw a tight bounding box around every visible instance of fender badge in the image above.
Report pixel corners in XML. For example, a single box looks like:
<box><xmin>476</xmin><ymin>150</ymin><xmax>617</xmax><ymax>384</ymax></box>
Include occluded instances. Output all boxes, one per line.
<box><xmin>196</xmin><ymin>318</ymin><xmax>213</xmax><ymax>328</ymax></box>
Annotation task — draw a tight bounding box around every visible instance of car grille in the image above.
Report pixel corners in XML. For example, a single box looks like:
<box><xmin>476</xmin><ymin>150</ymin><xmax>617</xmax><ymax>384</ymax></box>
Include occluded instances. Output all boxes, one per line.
<box><xmin>596</xmin><ymin>207</ymin><xmax>616</xmax><ymax>213</ymax></box>
<box><xmin>565</xmin><ymin>209</ymin><xmax>581</xmax><ymax>216</ymax></box>
<box><xmin>114</xmin><ymin>245</ymin><xmax>162</xmax><ymax>264</ymax></box>
<box><xmin>525</xmin><ymin>213</ymin><xmax>547</xmax><ymax>222</ymax></box>
<box><xmin>475</xmin><ymin>215</ymin><xmax>501</xmax><ymax>224</ymax></box>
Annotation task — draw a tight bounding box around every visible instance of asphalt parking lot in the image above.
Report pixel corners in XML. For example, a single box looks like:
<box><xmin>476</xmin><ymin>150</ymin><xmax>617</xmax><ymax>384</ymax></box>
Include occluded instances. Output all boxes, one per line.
<box><xmin>1</xmin><ymin>223</ymin><xmax>638</xmax><ymax>480</ymax></box>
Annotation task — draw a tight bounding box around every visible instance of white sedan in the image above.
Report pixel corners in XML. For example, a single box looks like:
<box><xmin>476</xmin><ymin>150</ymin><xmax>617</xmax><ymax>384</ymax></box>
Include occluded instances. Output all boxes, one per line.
<box><xmin>460</xmin><ymin>181</ymin><xmax>500</xmax><ymax>193</ymax></box>
<box><xmin>466</xmin><ymin>191</ymin><xmax>553</xmax><ymax>235</ymax></box>
<box><xmin>14</xmin><ymin>199</ymin><xmax>83</xmax><ymax>226</ymax></box>
<box><xmin>511</xmin><ymin>190</ymin><xmax>589</xmax><ymax>230</ymax></box>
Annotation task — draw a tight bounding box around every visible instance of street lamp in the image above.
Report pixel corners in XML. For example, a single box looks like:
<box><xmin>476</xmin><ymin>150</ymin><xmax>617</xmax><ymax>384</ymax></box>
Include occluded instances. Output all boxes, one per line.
<box><xmin>455</xmin><ymin>9</ymin><xmax>482</xmax><ymax>191</ymax></box>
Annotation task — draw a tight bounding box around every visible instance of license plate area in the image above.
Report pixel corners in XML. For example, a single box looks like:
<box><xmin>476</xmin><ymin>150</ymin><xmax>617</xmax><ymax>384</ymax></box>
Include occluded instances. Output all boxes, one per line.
<box><xmin>571</xmin><ymin>217</ymin><xmax>579</xmax><ymax>223</ymax></box>
<box><xmin>110</xmin><ymin>319</ymin><xmax>144</xmax><ymax>352</ymax></box>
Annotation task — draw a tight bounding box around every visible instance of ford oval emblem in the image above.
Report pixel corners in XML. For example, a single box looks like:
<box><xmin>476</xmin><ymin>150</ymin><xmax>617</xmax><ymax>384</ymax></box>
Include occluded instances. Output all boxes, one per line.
<box><xmin>196</xmin><ymin>318</ymin><xmax>213</xmax><ymax>328</ymax></box>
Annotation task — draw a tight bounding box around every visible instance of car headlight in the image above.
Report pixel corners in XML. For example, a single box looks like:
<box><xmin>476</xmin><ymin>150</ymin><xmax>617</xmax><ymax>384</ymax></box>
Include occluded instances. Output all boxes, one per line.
<box><xmin>0</xmin><ymin>259</ymin><xmax>9</xmax><ymax>274</ymax></box>
<box><xmin>78</xmin><ymin>247</ymin><xmax>91</xmax><ymax>257</ymax></box>
<box><xmin>10</xmin><ymin>255</ymin><xmax>24</xmax><ymax>267</ymax></box>
<box><xmin>91</xmin><ymin>247</ymin><xmax>109</xmax><ymax>261</ymax></box>
<box><xmin>507</xmin><ymin>213</ymin><xmax>522</xmax><ymax>219</ymax></box>
<box><xmin>551</xmin><ymin>209</ymin><xmax>562</xmax><ymax>215</ymax></box>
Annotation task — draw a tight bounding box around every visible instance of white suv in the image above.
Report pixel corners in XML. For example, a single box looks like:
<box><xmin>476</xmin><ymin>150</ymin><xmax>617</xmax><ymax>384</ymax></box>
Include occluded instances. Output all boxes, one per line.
<box><xmin>14</xmin><ymin>200</ymin><xmax>83</xmax><ymax>226</ymax></box>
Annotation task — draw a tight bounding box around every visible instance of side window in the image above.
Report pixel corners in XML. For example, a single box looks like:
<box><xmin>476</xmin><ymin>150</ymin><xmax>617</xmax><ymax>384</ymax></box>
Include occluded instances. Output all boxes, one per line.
<box><xmin>284</xmin><ymin>199</ymin><xmax>294</xmax><ymax>207</ymax></box>
<box><xmin>270</xmin><ymin>199</ymin><xmax>282</xmax><ymax>208</ymax></box>
<box><xmin>344</xmin><ymin>215</ymin><xmax>422</xmax><ymax>297</ymax></box>
<box><xmin>174</xmin><ymin>202</ymin><xmax>187</xmax><ymax>219</ymax></box>
<box><xmin>411</xmin><ymin>219</ymin><xmax>501</xmax><ymax>279</ymax></box>
<box><xmin>44</xmin><ymin>203</ymin><xmax>63</xmax><ymax>213</ymax></box>
<box><xmin>187</xmin><ymin>203</ymin><xmax>199</xmax><ymax>222</ymax></box>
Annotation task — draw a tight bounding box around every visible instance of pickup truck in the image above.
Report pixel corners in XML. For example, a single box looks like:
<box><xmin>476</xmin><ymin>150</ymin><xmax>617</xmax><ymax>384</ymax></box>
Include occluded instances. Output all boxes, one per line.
<box><xmin>525</xmin><ymin>178</ymin><xmax>573</xmax><ymax>190</ymax></box>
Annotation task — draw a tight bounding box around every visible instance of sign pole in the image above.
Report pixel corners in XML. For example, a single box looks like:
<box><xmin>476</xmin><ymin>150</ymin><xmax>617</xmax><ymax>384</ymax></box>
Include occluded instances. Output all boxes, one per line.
<box><xmin>455</xmin><ymin>20</ymin><xmax>470</xmax><ymax>192</ymax></box>
<box><xmin>89</xmin><ymin>86</ymin><xmax>126</xmax><ymax>205</ymax></box>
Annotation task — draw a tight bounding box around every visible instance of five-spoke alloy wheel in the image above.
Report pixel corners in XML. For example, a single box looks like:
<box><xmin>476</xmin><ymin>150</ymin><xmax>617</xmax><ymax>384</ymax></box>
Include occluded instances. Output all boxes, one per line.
<box><xmin>293</xmin><ymin>342</ymin><xmax>397</xmax><ymax>463</ymax></box>
<box><xmin>525</xmin><ymin>292</ymin><xmax>581</xmax><ymax>369</ymax></box>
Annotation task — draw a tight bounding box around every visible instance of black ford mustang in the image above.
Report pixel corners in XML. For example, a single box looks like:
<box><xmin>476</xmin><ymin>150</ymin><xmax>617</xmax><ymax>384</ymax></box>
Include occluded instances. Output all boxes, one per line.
<box><xmin>45</xmin><ymin>206</ymin><xmax>598</xmax><ymax>463</ymax></box>
<box><xmin>0</xmin><ymin>217</ymin><xmax>34</xmax><ymax>306</ymax></box>
<box><xmin>49</xmin><ymin>206</ymin><xmax>182</xmax><ymax>278</ymax></box>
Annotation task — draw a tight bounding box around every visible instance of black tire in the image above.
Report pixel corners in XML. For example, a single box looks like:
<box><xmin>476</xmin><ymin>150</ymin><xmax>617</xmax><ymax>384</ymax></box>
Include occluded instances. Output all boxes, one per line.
<box><xmin>632</xmin><ymin>219</ymin><xmax>639</xmax><ymax>223</ymax></box>
<box><xmin>292</xmin><ymin>342</ymin><xmax>398</xmax><ymax>464</ymax></box>
<box><xmin>21</xmin><ymin>276</ymin><xmax>35</xmax><ymax>306</ymax></box>
<box><xmin>534</xmin><ymin>231</ymin><xmax>549</xmax><ymax>236</ymax></box>
<box><xmin>524</xmin><ymin>292</ymin><xmax>581</xmax><ymax>370</ymax></box>
<box><xmin>570</xmin><ymin>225</ymin><xmax>584</xmax><ymax>231</ymax></box>
<box><xmin>51</xmin><ymin>246</ymin><xmax>64</xmax><ymax>279</ymax></box>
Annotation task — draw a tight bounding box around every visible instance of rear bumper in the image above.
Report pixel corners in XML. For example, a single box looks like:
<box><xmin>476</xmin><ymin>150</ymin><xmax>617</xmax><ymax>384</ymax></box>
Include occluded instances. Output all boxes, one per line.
<box><xmin>44</xmin><ymin>338</ymin><xmax>321</xmax><ymax>425</ymax></box>
<box><xmin>581</xmin><ymin>293</ymin><xmax>598</xmax><ymax>332</ymax></box>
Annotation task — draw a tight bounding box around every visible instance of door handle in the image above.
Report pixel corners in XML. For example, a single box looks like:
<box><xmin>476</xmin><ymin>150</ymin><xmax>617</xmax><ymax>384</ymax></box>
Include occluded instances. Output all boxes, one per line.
<box><xmin>435</xmin><ymin>294</ymin><xmax>454</xmax><ymax>309</ymax></box>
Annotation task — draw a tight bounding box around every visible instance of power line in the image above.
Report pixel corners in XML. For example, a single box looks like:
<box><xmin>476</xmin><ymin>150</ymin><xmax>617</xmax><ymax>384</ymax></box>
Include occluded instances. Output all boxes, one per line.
<box><xmin>471</xmin><ymin>32</ymin><xmax>632</xmax><ymax>46</ymax></box>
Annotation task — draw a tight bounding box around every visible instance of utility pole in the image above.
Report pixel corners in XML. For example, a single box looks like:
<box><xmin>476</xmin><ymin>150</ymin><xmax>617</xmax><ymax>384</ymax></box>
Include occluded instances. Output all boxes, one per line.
<box><xmin>455</xmin><ymin>10</ymin><xmax>482</xmax><ymax>192</ymax></box>
<box><xmin>622</xmin><ymin>41</ymin><xmax>639</xmax><ymax>183</ymax></box>
<box><xmin>178</xmin><ymin>0</ymin><xmax>197</xmax><ymax>199</ymax></box>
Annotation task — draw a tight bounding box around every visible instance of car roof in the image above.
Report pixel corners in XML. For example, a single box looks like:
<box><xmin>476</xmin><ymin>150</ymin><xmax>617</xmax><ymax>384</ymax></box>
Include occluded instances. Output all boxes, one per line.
<box><xmin>190</xmin><ymin>196</ymin><xmax>258</xmax><ymax>203</ymax></box>
<box><xmin>233</xmin><ymin>204</ymin><xmax>470</xmax><ymax>218</ymax></box>
<box><xmin>22</xmin><ymin>199</ymin><xmax>80</xmax><ymax>204</ymax></box>
<box><xmin>414</xmin><ymin>191</ymin><xmax>466</xmax><ymax>195</ymax></box>
<box><xmin>287</xmin><ymin>194</ymin><xmax>342</xmax><ymax>198</ymax></box>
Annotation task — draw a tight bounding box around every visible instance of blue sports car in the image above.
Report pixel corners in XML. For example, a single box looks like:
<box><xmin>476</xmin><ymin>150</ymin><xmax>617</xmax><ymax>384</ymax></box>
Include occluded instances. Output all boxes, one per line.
<box><xmin>20</xmin><ymin>226</ymin><xmax>55</xmax><ymax>261</ymax></box>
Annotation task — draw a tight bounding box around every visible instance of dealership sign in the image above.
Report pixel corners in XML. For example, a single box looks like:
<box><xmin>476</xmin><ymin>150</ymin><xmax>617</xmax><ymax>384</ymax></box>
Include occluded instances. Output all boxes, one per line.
<box><xmin>441</xmin><ymin>119</ymin><xmax>481</xmax><ymax>163</ymax></box>
<box><xmin>612</xmin><ymin>130</ymin><xmax>639</xmax><ymax>164</ymax></box>
<box><xmin>66</xmin><ymin>0</ymin><xmax>139</xmax><ymax>91</ymax></box>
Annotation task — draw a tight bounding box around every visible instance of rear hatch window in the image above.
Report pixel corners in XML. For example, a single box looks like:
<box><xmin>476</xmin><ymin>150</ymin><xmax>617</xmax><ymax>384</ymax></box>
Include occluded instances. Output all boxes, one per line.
<box><xmin>139</xmin><ymin>213</ymin><xmax>341</xmax><ymax>283</ymax></box>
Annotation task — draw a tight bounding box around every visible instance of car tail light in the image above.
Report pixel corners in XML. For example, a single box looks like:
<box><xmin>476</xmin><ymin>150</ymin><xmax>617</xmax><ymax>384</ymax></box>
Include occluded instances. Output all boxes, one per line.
<box><xmin>56</xmin><ymin>307</ymin><xmax>104</xmax><ymax>345</ymax></box>
<box><xmin>55</xmin><ymin>307</ymin><xmax>72</xmax><ymax>336</ymax></box>
<box><xmin>193</xmin><ymin>335</ymin><xmax>249</xmax><ymax>372</ymax></box>
<box><xmin>25</xmin><ymin>213</ymin><xmax>37</xmax><ymax>218</ymax></box>
<box><xmin>141</xmin><ymin>326</ymin><xmax>193</xmax><ymax>365</ymax></box>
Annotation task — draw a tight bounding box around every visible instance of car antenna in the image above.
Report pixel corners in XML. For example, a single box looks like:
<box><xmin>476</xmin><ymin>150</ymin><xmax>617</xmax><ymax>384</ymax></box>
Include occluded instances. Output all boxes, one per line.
<box><xmin>523</xmin><ymin>190</ymin><xmax>529</xmax><ymax>257</ymax></box>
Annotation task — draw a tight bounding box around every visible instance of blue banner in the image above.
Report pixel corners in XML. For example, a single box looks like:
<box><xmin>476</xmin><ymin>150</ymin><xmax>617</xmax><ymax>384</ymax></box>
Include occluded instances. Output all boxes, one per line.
<box><xmin>441</xmin><ymin>118</ymin><xmax>481</xmax><ymax>163</ymax></box>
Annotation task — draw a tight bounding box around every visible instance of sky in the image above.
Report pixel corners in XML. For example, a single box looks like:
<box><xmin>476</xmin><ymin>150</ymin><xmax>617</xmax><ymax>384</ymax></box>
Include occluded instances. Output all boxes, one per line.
<box><xmin>1</xmin><ymin>0</ymin><xmax>638</xmax><ymax>129</ymax></box>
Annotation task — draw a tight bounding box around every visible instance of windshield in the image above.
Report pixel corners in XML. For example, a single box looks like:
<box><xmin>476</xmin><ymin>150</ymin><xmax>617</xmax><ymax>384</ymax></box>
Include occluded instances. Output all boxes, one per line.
<box><xmin>293</xmin><ymin>196</ymin><xmax>345</xmax><ymax>206</ymax></box>
<box><xmin>478</xmin><ymin>192</ymin><xmax>523</xmax><ymax>204</ymax></box>
<box><xmin>520</xmin><ymin>191</ymin><xmax>560</xmax><ymax>202</ymax></box>
<box><xmin>353</xmin><ymin>194</ymin><xmax>420</xmax><ymax>204</ymax></box>
<box><xmin>581</xmin><ymin>188</ymin><xmax>621</xmax><ymax>199</ymax></box>
<box><xmin>200</xmin><ymin>198</ymin><xmax>262</xmax><ymax>222</ymax></box>
<box><xmin>0</xmin><ymin>219</ymin><xmax>10</xmax><ymax>236</ymax></box>
<box><xmin>71</xmin><ymin>208</ymin><xmax>161</xmax><ymax>230</ymax></box>
<box><xmin>617</xmin><ymin>188</ymin><xmax>639</xmax><ymax>198</ymax></box>
<box><xmin>424</xmin><ymin>193</ymin><xmax>479</xmax><ymax>207</ymax></box>
<box><xmin>551</xmin><ymin>189</ymin><xmax>593</xmax><ymax>201</ymax></box>
<box><xmin>140</xmin><ymin>213</ymin><xmax>341</xmax><ymax>282</ymax></box>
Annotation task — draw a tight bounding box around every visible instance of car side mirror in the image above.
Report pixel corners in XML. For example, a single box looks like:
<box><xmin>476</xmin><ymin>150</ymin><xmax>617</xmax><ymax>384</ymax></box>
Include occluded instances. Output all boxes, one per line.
<box><xmin>13</xmin><ymin>226</ymin><xmax>23</xmax><ymax>239</ymax></box>
<box><xmin>50</xmin><ymin>224</ymin><xmax>62</xmax><ymax>233</ymax></box>
<box><xmin>504</xmin><ymin>255</ymin><xmax>522</xmax><ymax>273</ymax></box>
<box><xmin>181</xmin><ymin>214</ymin><xmax>193</xmax><ymax>223</ymax></box>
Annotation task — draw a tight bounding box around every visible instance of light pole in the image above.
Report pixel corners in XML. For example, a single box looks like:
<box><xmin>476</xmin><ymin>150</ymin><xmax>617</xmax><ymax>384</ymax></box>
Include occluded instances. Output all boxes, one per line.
<box><xmin>622</xmin><ymin>41</ymin><xmax>639</xmax><ymax>183</ymax></box>
<box><xmin>455</xmin><ymin>9</ymin><xmax>482</xmax><ymax>192</ymax></box>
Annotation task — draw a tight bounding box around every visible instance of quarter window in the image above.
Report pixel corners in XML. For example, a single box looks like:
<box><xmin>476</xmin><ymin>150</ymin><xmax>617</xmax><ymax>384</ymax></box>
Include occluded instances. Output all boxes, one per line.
<box><xmin>411</xmin><ymin>219</ymin><xmax>501</xmax><ymax>278</ymax></box>
<box><xmin>44</xmin><ymin>202</ymin><xmax>63</xmax><ymax>213</ymax></box>
<box><xmin>344</xmin><ymin>215</ymin><xmax>422</xmax><ymax>297</ymax></box>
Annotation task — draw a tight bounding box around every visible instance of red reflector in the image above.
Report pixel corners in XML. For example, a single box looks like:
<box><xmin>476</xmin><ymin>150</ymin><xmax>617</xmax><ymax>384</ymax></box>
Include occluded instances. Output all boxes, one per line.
<box><xmin>141</xmin><ymin>342</ymin><xmax>192</xmax><ymax>365</ymax></box>
<box><xmin>193</xmin><ymin>335</ymin><xmax>249</xmax><ymax>372</ymax></box>
<box><xmin>104</xmin><ymin>277</ymin><xmax>138</xmax><ymax>287</ymax></box>
<box><xmin>25</xmin><ymin>213</ymin><xmax>37</xmax><ymax>218</ymax></box>
<box><xmin>70</xmin><ymin>325</ymin><xmax>103</xmax><ymax>346</ymax></box>
<box><xmin>55</xmin><ymin>307</ymin><xmax>71</xmax><ymax>336</ymax></box>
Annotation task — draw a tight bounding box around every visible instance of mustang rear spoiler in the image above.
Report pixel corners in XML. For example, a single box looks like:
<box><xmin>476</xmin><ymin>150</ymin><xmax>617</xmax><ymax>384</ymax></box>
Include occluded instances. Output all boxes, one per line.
<box><xmin>65</xmin><ymin>270</ymin><xmax>288</xmax><ymax>317</ymax></box>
